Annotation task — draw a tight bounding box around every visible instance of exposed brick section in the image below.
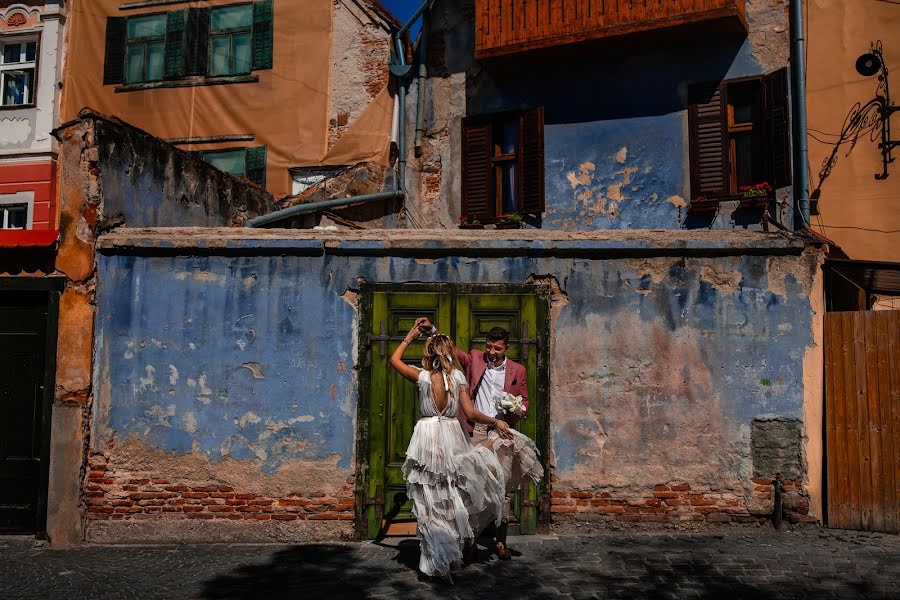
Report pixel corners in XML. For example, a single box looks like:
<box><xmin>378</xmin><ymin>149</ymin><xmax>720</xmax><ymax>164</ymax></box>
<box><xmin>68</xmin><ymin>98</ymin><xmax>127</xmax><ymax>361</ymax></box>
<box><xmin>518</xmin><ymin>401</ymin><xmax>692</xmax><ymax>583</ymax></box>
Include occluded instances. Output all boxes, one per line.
<box><xmin>549</xmin><ymin>481</ymin><xmax>815</xmax><ymax>525</ymax></box>
<box><xmin>84</xmin><ymin>453</ymin><xmax>355</xmax><ymax>523</ymax></box>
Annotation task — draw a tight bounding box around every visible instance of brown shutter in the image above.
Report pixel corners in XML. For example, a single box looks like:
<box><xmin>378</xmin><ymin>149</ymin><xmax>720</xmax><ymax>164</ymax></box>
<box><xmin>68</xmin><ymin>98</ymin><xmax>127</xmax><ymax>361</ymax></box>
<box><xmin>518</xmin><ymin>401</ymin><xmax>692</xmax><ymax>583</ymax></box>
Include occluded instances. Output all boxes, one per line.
<box><xmin>519</xmin><ymin>107</ymin><xmax>545</xmax><ymax>215</ymax></box>
<box><xmin>461</xmin><ymin>117</ymin><xmax>493</xmax><ymax>221</ymax></box>
<box><xmin>688</xmin><ymin>81</ymin><xmax>729</xmax><ymax>198</ymax></box>
<box><xmin>763</xmin><ymin>68</ymin><xmax>792</xmax><ymax>188</ymax></box>
<box><xmin>103</xmin><ymin>17</ymin><xmax>127</xmax><ymax>85</ymax></box>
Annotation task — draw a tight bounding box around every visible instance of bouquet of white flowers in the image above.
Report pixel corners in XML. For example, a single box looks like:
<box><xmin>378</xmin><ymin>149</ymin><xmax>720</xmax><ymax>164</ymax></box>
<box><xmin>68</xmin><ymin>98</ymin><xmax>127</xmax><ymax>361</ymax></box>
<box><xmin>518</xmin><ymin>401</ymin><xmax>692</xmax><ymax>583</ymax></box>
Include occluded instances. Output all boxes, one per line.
<box><xmin>494</xmin><ymin>391</ymin><xmax>526</xmax><ymax>418</ymax></box>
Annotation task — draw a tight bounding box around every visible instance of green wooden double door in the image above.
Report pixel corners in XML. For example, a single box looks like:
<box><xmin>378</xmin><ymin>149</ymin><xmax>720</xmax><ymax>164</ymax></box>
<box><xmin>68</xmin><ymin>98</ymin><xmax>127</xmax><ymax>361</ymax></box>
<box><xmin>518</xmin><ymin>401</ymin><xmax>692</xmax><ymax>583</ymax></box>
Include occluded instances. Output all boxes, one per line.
<box><xmin>362</xmin><ymin>285</ymin><xmax>547</xmax><ymax>539</ymax></box>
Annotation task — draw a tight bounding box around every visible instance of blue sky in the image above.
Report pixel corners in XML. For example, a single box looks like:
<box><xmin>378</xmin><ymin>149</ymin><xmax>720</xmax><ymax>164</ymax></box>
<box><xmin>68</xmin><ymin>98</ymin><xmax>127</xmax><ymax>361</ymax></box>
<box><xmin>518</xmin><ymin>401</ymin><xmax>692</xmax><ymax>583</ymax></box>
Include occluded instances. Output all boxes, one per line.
<box><xmin>380</xmin><ymin>0</ymin><xmax>423</xmax><ymax>37</ymax></box>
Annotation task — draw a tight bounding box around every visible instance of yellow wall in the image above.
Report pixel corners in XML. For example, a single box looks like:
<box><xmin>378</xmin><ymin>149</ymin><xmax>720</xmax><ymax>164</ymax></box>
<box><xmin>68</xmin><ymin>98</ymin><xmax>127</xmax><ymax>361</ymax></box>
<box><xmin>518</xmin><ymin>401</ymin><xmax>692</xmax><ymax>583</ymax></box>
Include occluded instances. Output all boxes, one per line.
<box><xmin>806</xmin><ymin>0</ymin><xmax>900</xmax><ymax>262</ymax></box>
<box><xmin>63</xmin><ymin>0</ymin><xmax>391</xmax><ymax>197</ymax></box>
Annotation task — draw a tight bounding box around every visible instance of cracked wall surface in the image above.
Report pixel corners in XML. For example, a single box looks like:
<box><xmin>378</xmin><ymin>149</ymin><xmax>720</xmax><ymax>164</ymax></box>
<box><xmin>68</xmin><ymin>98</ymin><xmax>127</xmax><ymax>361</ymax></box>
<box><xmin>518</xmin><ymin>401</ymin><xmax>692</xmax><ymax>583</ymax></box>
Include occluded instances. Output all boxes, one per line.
<box><xmin>90</xmin><ymin>240</ymin><xmax>822</xmax><ymax>537</ymax></box>
<box><xmin>409</xmin><ymin>0</ymin><xmax>792</xmax><ymax>231</ymax></box>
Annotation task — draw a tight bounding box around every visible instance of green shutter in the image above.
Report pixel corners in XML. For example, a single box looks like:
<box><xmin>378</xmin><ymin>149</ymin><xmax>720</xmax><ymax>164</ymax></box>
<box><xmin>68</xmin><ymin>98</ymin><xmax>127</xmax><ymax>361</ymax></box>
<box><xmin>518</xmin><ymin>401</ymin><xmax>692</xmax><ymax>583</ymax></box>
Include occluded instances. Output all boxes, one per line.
<box><xmin>246</xmin><ymin>146</ymin><xmax>267</xmax><ymax>187</ymax></box>
<box><xmin>186</xmin><ymin>7</ymin><xmax>210</xmax><ymax>76</ymax></box>
<box><xmin>164</xmin><ymin>9</ymin><xmax>187</xmax><ymax>79</ymax></box>
<box><xmin>103</xmin><ymin>17</ymin><xmax>127</xmax><ymax>85</ymax></box>
<box><xmin>252</xmin><ymin>0</ymin><xmax>274</xmax><ymax>70</ymax></box>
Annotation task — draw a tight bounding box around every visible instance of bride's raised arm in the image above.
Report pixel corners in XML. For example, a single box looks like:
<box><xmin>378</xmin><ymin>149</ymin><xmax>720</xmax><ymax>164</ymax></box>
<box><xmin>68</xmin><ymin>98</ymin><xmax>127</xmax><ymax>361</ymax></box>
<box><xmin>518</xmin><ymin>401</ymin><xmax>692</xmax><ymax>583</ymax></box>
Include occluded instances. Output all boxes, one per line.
<box><xmin>389</xmin><ymin>323</ymin><xmax>424</xmax><ymax>383</ymax></box>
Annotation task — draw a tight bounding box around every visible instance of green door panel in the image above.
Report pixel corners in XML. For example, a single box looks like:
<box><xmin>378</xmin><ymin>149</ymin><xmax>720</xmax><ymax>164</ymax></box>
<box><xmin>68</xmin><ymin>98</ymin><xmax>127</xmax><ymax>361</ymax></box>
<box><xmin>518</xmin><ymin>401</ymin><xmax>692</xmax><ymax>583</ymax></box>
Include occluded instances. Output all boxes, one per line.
<box><xmin>364</xmin><ymin>287</ymin><xmax>545</xmax><ymax>539</ymax></box>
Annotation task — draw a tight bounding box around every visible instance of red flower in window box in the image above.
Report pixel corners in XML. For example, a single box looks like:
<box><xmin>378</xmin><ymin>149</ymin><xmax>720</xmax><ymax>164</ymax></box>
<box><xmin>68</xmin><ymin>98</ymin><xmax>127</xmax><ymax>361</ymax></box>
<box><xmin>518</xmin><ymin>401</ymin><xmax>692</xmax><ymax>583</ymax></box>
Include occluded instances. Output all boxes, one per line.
<box><xmin>738</xmin><ymin>182</ymin><xmax>774</xmax><ymax>198</ymax></box>
<box><xmin>459</xmin><ymin>216</ymin><xmax>484</xmax><ymax>229</ymax></box>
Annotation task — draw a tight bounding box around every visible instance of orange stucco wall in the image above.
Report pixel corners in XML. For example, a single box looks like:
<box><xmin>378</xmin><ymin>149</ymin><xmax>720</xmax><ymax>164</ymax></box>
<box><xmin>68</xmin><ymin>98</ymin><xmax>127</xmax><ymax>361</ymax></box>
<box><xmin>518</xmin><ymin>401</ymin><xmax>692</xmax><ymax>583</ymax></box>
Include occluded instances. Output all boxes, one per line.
<box><xmin>806</xmin><ymin>0</ymin><xmax>900</xmax><ymax>262</ymax></box>
<box><xmin>62</xmin><ymin>0</ymin><xmax>391</xmax><ymax>198</ymax></box>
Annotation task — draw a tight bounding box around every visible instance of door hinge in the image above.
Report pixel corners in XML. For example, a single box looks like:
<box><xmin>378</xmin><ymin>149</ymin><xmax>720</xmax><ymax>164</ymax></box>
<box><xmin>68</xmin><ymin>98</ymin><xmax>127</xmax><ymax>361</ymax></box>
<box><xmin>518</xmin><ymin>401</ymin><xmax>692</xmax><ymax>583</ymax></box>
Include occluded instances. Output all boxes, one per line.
<box><xmin>520</xmin><ymin>323</ymin><xmax>541</xmax><ymax>361</ymax></box>
<box><xmin>367</xmin><ymin>320</ymin><xmax>390</xmax><ymax>357</ymax></box>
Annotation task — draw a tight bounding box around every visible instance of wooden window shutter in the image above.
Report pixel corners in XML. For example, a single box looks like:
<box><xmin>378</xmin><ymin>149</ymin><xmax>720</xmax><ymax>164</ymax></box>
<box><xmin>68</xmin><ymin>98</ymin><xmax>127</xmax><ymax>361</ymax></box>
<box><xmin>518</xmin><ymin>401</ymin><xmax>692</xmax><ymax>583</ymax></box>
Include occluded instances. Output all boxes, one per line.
<box><xmin>519</xmin><ymin>107</ymin><xmax>545</xmax><ymax>215</ymax></box>
<box><xmin>186</xmin><ymin>7</ymin><xmax>210</xmax><ymax>76</ymax></box>
<box><xmin>461</xmin><ymin>118</ymin><xmax>492</xmax><ymax>220</ymax></box>
<box><xmin>246</xmin><ymin>146</ymin><xmax>267</xmax><ymax>187</ymax></box>
<box><xmin>252</xmin><ymin>0</ymin><xmax>274</xmax><ymax>71</ymax></box>
<box><xmin>688</xmin><ymin>81</ymin><xmax>729</xmax><ymax>198</ymax></box>
<box><xmin>763</xmin><ymin>68</ymin><xmax>792</xmax><ymax>188</ymax></box>
<box><xmin>103</xmin><ymin>17</ymin><xmax>127</xmax><ymax>85</ymax></box>
<box><xmin>164</xmin><ymin>10</ymin><xmax>188</xmax><ymax>80</ymax></box>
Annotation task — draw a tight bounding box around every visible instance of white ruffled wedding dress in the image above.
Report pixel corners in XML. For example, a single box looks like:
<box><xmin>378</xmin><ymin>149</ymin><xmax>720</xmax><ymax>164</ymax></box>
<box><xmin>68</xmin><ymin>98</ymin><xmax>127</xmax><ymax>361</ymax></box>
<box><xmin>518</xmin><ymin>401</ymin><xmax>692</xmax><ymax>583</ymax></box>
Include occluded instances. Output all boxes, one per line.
<box><xmin>402</xmin><ymin>368</ymin><xmax>543</xmax><ymax>580</ymax></box>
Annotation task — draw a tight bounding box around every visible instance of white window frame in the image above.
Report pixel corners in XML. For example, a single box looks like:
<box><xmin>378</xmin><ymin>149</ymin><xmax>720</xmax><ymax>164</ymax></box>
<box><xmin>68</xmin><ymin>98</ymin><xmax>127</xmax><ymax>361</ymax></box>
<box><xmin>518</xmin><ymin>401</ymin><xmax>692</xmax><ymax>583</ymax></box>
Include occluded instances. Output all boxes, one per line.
<box><xmin>0</xmin><ymin>191</ymin><xmax>34</xmax><ymax>230</ymax></box>
<box><xmin>0</xmin><ymin>37</ymin><xmax>38</xmax><ymax>107</ymax></box>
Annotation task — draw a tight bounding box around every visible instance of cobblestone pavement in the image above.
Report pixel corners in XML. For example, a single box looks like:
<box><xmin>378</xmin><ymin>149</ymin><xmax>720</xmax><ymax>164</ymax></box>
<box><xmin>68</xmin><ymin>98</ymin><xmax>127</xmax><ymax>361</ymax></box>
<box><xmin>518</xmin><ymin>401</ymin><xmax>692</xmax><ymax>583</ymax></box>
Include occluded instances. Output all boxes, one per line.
<box><xmin>1</xmin><ymin>528</ymin><xmax>899</xmax><ymax>599</ymax></box>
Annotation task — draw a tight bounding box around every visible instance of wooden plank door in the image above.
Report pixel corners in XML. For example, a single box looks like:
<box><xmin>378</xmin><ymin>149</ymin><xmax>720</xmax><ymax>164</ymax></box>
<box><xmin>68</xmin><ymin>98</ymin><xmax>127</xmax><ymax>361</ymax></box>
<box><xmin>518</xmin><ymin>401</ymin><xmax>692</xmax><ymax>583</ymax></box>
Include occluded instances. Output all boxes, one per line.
<box><xmin>825</xmin><ymin>310</ymin><xmax>899</xmax><ymax>533</ymax></box>
<box><xmin>456</xmin><ymin>292</ymin><xmax>543</xmax><ymax>534</ymax></box>
<box><xmin>0</xmin><ymin>292</ymin><xmax>48</xmax><ymax>533</ymax></box>
<box><xmin>365</xmin><ymin>291</ymin><xmax>451</xmax><ymax>538</ymax></box>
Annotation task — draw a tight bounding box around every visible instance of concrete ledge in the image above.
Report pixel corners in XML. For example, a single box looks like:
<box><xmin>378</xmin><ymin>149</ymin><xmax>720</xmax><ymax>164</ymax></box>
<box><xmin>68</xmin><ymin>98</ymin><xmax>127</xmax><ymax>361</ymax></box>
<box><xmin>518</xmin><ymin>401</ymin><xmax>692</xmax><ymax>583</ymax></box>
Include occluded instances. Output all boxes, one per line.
<box><xmin>98</xmin><ymin>228</ymin><xmax>818</xmax><ymax>258</ymax></box>
<box><xmin>85</xmin><ymin>519</ymin><xmax>354</xmax><ymax>545</ymax></box>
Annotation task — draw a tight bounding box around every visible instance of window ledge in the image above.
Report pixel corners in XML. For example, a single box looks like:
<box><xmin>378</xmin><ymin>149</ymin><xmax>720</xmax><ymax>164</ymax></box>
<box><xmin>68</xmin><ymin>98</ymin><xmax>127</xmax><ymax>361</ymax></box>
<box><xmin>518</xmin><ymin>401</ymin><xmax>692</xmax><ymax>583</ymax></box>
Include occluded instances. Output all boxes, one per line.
<box><xmin>114</xmin><ymin>74</ymin><xmax>259</xmax><ymax>93</ymax></box>
<box><xmin>0</xmin><ymin>103</ymin><xmax>37</xmax><ymax>111</ymax></box>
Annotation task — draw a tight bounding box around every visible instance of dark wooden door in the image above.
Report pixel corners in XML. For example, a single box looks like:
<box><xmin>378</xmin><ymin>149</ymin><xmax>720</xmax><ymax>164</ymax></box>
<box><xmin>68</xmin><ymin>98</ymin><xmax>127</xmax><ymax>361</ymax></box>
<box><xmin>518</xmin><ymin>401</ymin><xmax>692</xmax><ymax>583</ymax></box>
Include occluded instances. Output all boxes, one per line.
<box><xmin>0</xmin><ymin>291</ymin><xmax>49</xmax><ymax>533</ymax></box>
<box><xmin>825</xmin><ymin>310</ymin><xmax>899</xmax><ymax>533</ymax></box>
<box><xmin>363</xmin><ymin>286</ymin><xmax>547</xmax><ymax>538</ymax></box>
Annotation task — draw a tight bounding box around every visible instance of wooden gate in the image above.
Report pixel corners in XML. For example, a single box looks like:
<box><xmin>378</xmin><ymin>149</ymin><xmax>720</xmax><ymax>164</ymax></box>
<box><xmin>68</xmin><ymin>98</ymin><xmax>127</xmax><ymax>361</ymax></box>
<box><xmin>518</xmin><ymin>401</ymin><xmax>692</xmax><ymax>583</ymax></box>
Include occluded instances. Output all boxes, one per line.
<box><xmin>825</xmin><ymin>310</ymin><xmax>899</xmax><ymax>533</ymax></box>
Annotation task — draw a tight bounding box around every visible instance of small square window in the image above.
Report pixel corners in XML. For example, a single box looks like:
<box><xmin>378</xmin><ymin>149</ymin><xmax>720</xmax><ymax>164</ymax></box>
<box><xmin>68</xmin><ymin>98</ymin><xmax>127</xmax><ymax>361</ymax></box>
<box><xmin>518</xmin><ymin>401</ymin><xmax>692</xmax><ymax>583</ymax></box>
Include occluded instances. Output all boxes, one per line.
<box><xmin>1</xmin><ymin>204</ymin><xmax>28</xmax><ymax>229</ymax></box>
<box><xmin>202</xmin><ymin>148</ymin><xmax>247</xmax><ymax>177</ymax></box>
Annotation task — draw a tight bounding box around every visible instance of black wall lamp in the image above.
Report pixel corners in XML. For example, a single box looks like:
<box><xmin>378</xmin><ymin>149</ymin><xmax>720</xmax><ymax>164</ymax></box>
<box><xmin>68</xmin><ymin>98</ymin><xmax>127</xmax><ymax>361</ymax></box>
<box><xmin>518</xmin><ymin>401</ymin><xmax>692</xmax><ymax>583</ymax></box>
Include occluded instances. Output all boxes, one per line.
<box><xmin>856</xmin><ymin>41</ymin><xmax>897</xmax><ymax>179</ymax></box>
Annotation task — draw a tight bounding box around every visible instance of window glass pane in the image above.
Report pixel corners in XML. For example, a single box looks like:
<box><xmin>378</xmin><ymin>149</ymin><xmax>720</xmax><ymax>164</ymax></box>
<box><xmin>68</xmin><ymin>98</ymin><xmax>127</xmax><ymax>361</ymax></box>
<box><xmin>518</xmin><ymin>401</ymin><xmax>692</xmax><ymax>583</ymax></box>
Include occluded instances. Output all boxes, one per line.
<box><xmin>3</xmin><ymin>44</ymin><xmax>22</xmax><ymax>64</ymax></box>
<box><xmin>203</xmin><ymin>149</ymin><xmax>246</xmax><ymax>176</ymax></box>
<box><xmin>500</xmin><ymin>162</ymin><xmax>519</xmax><ymax>214</ymax></box>
<box><xmin>730</xmin><ymin>83</ymin><xmax>756</xmax><ymax>125</ymax></box>
<box><xmin>7</xmin><ymin>205</ymin><xmax>27</xmax><ymax>229</ymax></box>
<box><xmin>146</xmin><ymin>41</ymin><xmax>165</xmax><ymax>82</ymax></box>
<box><xmin>127</xmin><ymin>14</ymin><xmax>167</xmax><ymax>40</ymax></box>
<box><xmin>125</xmin><ymin>44</ymin><xmax>145</xmax><ymax>84</ymax></box>
<box><xmin>733</xmin><ymin>132</ymin><xmax>755</xmax><ymax>188</ymax></box>
<box><xmin>209</xmin><ymin>35</ymin><xmax>231</xmax><ymax>77</ymax></box>
<box><xmin>233</xmin><ymin>33</ymin><xmax>252</xmax><ymax>75</ymax></box>
<box><xmin>2</xmin><ymin>70</ymin><xmax>29</xmax><ymax>105</ymax></box>
<box><xmin>499</xmin><ymin>119</ymin><xmax>518</xmax><ymax>155</ymax></box>
<box><xmin>25</xmin><ymin>42</ymin><xmax>37</xmax><ymax>62</ymax></box>
<box><xmin>211</xmin><ymin>5</ymin><xmax>252</xmax><ymax>31</ymax></box>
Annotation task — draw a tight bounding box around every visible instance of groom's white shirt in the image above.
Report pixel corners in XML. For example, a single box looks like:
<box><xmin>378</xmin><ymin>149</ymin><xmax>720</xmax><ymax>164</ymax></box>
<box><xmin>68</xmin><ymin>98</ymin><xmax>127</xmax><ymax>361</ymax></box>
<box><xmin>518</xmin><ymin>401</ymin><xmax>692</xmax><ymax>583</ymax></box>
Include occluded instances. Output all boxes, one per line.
<box><xmin>474</xmin><ymin>358</ymin><xmax>506</xmax><ymax>419</ymax></box>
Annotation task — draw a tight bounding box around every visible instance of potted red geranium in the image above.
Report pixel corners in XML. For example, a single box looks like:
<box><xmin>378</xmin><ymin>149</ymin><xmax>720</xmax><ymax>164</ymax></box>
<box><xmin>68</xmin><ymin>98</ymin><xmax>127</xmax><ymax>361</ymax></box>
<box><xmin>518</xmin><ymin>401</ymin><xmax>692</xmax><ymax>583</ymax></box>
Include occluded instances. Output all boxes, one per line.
<box><xmin>689</xmin><ymin>195</ymin><xmax>718</xmax><ymax>213</ymax></box>
<box><xmin>738</xmin><ymin>182</ymin><xmax>773</xmax><ymax>209</ymax></box>
<box><xmin>459</xmin><ymin>215</ymin><xmax>484</xmax><ymax>229</ymax></box>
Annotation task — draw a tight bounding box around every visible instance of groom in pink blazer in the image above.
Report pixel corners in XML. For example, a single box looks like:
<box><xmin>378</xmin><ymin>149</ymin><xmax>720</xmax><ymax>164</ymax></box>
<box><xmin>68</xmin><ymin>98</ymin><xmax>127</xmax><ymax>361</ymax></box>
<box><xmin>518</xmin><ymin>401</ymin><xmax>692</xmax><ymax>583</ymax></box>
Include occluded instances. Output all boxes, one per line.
<box><xmin>416</xmin><ymin>318</ymin><xmax>528</xmax><ymax>560</ymax></box>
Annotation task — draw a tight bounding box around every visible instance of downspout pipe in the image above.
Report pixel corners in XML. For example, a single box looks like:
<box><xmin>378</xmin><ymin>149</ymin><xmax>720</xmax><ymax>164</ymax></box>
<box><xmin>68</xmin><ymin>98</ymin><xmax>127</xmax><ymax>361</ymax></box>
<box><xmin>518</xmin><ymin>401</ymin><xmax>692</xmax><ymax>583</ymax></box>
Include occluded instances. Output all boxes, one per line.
<box><xmin>414</xmin><ymin>16</ymin><xmax>429</xmax><ymax>156</ymax></box>
<box><xmin>244</xmin><ymin>191</ymin><xmax>403</xmax><ymax>228</ymax></box>
<box><xmin>790</xmin><ymin>0</ymin><xmax>811</xmax><ymax>229</ymax></box>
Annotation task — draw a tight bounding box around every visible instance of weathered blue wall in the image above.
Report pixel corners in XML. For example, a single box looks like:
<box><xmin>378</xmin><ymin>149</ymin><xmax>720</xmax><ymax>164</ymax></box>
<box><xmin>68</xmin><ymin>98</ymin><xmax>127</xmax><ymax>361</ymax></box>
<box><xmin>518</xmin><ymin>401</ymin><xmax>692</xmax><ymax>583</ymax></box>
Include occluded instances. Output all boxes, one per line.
<box><xmin>93</xmin><ymin>239</ymin><xmax>817</xmax><ymax>491</ymax></box>
<box><xmin>427</xmin><ymin>0</ymin><xmax>791</xmax><ymax>231</ymax></box>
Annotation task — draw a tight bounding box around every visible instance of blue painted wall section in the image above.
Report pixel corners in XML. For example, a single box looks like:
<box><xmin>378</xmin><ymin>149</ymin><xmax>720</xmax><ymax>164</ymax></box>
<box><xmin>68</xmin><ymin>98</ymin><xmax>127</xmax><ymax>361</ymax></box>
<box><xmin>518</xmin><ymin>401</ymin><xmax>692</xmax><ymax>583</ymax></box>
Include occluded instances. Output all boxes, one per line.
<box><xmin>94</xmin><ymin>254</ymin><xmax>357</xmax><ymax>472</ymax></box>
<box><xmin>94</xmin><ymin>246</ymin><xmax>816</xmax><ymax>487</ymax></box>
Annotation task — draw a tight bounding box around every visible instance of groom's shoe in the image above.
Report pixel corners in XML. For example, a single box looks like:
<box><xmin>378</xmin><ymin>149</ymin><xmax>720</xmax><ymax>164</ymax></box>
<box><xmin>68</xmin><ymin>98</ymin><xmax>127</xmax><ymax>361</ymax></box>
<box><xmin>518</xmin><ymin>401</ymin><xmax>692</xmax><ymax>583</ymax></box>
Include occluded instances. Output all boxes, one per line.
<box><xmin>495</xmin><ymin>541</ymin><xmax>512</xmax><ymax>560</ymax></box>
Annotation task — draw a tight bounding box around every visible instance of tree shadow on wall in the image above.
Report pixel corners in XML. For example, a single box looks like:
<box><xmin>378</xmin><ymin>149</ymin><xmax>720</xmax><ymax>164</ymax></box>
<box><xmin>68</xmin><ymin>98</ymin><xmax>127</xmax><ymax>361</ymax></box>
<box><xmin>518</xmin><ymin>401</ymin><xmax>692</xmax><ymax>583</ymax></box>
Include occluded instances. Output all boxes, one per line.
<box><xmin>197</xmin><ymin>535</ymin><xmax>880</xmax><ymax>599</ymax></box>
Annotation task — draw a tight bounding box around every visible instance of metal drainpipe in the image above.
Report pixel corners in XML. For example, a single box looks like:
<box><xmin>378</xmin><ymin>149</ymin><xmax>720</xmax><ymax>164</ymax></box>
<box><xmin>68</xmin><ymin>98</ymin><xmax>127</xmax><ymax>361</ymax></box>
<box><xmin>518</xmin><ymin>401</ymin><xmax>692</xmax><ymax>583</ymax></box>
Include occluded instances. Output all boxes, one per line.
<box><xmin>791</xmin><ymin>0</ymin><xmax>811</xmax><ymax>228</ymax></box>
<box><xmin>414</xmin><ymin>17</ymin><xmax>429</xmax><ymax>156</ymax></box>
<box><xmin>245</xmin><ymin>1</ymin><xmax>434</xmax><ymax>228</ymax></box>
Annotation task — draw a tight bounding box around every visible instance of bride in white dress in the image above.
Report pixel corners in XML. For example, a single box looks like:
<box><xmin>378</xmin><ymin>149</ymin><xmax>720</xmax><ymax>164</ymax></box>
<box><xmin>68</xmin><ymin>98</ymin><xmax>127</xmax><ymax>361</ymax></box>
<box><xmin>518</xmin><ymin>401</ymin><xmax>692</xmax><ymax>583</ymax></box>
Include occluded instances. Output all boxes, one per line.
<box><xmin>389</xmin><ymin>323</ymin><xmax>543</xmax><ymax>581</ymax></box>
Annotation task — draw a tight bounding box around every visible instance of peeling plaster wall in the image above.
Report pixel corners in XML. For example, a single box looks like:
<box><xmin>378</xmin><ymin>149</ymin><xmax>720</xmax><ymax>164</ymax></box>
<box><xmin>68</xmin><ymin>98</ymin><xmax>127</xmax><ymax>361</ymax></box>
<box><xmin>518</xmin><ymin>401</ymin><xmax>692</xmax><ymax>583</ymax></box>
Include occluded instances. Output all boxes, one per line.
<box><xmin>90</xmin><ymin>237</ymin><xmax>821</xmax><ymax>538</ymax></box>
<box><xmin>413</xmin><ymin>0</ymin><xmax>792</xmax><ymax>231</ymax></box>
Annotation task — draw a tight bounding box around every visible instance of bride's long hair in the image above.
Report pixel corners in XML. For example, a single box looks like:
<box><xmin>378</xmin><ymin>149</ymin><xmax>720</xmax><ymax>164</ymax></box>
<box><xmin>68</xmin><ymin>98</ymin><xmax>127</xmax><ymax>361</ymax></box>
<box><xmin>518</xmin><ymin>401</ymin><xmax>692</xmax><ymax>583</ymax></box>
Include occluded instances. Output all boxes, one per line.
<box><xmin>422</xmin><ymin>334</ymin><xmax>462</xmax><ymax>374</ymax></box>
